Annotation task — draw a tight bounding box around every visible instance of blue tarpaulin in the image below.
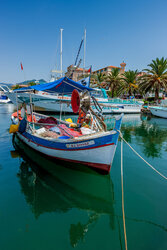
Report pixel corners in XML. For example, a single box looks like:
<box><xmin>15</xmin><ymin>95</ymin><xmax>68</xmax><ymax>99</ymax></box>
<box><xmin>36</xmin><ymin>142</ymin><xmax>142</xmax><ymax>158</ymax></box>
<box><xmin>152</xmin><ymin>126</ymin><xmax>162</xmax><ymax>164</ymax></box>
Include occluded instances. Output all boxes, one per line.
<box><xmin>14</xmin><ymin>77</ymin><xmax>93</xmax><ymax>94</ymax></box>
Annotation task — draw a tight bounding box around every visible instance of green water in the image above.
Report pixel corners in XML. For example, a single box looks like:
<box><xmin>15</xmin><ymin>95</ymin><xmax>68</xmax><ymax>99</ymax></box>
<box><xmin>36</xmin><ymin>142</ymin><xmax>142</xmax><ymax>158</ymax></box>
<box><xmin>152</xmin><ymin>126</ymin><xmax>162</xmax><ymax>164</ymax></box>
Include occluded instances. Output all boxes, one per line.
<box><xmin>0</xmin><ymin>104</ymin><xmax>167</xmax><ymax>250</ymax></box>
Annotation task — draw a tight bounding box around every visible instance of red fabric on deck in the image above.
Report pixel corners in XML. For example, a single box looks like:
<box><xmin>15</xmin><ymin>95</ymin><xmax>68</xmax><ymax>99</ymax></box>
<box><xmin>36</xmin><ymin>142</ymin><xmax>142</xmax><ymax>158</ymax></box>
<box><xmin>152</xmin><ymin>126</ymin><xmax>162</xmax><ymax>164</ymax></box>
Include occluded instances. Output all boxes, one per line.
<box><xmin>38</xmin><ymin>117</ymin><xmax>57</xmax><ymax>128</ymax></box>
<box><xmin>59</xmin><ymin>124</ymin><xmax>82</xmax><ymax>137</ymax></box>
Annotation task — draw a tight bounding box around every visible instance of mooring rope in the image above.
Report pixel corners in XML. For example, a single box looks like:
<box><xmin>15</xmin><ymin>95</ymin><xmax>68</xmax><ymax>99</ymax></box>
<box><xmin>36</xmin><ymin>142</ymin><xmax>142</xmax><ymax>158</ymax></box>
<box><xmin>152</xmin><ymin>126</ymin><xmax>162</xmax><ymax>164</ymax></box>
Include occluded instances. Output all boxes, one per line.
<box><xmin>117</xmin><ymin>130</ymin><xmax>167</xmax><ymax>180</ymax></box>
<box><xmin>121</xmin><ymin>138</ymin><xmax>128</xmax><ymax>250</ymax></box>
<box><xmin>117</xmin><ymin>128</ymin><xmax>167</xmax><ymax>250</ymax></box>
<box><xmin>119</xmin><ymin>131</ymin><xmax>167</xmax><ymax>180</ymax></box>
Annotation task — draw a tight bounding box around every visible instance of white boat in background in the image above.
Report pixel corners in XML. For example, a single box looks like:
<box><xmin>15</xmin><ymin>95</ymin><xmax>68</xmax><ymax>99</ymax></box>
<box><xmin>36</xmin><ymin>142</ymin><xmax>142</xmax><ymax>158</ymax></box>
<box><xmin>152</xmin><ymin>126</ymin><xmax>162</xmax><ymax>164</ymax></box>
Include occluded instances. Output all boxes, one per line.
<box><xmin>6</xmin><ymin>81</ymin><xmax>143</xmax><ymax>114</ymax></box>
<box><xmin>149</xmin><ymin>107</ymin><xmax>167</xmax><ymax>118</ymax></box>
<box><xmin>149</xmin><ymin>99</ymin><xmax>167</xmax><ymax>118</ymax></box>
<box><xmin>0</xmin><ymin>85</ymin><xmax>11</xmax><ymax>103</ymax></box>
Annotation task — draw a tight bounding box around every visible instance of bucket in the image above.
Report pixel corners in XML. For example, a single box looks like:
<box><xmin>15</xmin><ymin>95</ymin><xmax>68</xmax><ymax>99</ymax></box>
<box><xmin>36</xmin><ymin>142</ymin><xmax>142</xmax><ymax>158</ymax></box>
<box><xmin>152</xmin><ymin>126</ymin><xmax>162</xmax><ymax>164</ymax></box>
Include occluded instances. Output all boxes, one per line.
<box><xmin>58</xmin><ymin>136</ymin><xmax>71</xmax><ymax>139</ymax></box>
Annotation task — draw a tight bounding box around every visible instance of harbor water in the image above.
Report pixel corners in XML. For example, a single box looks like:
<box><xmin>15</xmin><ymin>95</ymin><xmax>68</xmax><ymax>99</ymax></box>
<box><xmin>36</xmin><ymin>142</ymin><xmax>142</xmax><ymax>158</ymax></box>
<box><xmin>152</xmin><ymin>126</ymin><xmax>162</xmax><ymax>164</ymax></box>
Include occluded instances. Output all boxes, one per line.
<box><xmin>0</xmin><ymin>104</ymin><xmax>167</xmax><ymax>250</ymax></box>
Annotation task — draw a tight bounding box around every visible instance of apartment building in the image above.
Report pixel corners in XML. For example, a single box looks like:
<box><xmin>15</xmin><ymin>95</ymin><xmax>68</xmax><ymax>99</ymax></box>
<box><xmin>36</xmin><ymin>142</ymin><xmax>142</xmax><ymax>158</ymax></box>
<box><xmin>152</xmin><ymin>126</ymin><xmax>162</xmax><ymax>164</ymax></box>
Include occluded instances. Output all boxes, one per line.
<box><xmin>92</xmin><ymin>62</ymin><xmax>126</xmax><ymax>75</ymax></box>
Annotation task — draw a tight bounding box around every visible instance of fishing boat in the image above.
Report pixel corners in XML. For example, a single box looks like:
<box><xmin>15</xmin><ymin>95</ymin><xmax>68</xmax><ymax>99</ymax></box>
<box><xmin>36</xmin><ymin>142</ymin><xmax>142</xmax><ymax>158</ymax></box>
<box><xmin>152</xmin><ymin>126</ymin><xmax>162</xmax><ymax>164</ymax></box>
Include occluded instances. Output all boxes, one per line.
<box><xmin>10</xmin><ymin>77</ymin><xmax>123</xmax><ymax>173</ymax></box>
<box><xmin>149</xmin><ymin>99</ymin><xmax>167</xmax><ymax>118</ymax></box>
<box><xmin>0</xmin><ymin>85</ymin><xmax>11</xmax><ymax>103</ymax></box>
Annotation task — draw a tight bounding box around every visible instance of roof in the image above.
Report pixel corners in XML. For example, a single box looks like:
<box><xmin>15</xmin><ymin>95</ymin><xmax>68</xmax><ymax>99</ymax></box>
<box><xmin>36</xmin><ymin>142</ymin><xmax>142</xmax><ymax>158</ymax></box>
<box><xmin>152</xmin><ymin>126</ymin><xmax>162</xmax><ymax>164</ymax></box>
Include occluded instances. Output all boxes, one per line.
<box><xmin>93</xmin><ymin>65</ymin><xmax>120</xmax><ymax>72</ymax></box>
<box><xmin>73</xmin><ymin>67</ymin><xmax>90</xmax><ymax>72</ymax></box>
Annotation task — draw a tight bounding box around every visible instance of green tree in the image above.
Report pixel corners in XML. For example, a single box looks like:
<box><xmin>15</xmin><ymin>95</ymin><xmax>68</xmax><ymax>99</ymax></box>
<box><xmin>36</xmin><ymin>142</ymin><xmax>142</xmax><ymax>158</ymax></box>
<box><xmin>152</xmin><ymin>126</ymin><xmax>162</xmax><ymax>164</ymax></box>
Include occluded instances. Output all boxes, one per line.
<box><xmin>106</xmin><ymin>68</ymin><xmax>122</xmax><ymax>98</ymax></box>
<box><xmin>139</xmin><ymin>57</ymin><xmax>167</xmax><ymax>100</ymax></box>
<box><xmin>97</xmin><ymin>72</ymin><xmax>106</xmax><ymax>85</ymax></box>
<box><xmin>118</xmin><ymin>70</ymin><xmax>138</xmax><ymax>97</ymax></box>
<box><xmin>28</xmin><ymin>82</ymin><xmax>36</xmax><ymax>86</ymax></box>
<box><xmin>13</xmin><ymin>84</ymin><xmax>21</xmax><ymax>90</ymax></box>
<box><xmin>90</xmin><ymin>72</ymin><xmax>106</xmax><ymax>88</ymax></box>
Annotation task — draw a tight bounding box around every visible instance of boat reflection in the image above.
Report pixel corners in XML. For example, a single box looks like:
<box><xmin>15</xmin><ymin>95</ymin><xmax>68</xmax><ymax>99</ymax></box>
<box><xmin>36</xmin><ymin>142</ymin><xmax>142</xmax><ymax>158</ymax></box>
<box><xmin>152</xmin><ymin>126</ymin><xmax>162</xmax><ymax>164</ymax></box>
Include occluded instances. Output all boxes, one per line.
<box><xmin>147</xmin><ymin>117</ymin><xmax>167</xmax><ymax>129</ymax></box>
<box><xmin>13</xmin><ymin>136</ymin><xmax>115</xmax><ymax>247</ymax></box>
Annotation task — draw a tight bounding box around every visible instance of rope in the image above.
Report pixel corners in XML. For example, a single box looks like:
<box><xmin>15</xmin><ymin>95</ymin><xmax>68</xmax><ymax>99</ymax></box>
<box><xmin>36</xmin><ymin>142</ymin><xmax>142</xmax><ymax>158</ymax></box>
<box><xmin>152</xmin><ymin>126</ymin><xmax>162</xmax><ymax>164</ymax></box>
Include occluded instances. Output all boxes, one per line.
<box><xmin>118</xmin><ymin>129</ymin><xmax>167</xmax><ymax>250</ymax></box>
<box><xmin>121</xmin><ymin>138</ymin><xmax>128</xmax><ymax>250</ymax></box>
<box><xmin>118</xmin><ymin>130</ymin><xmax>167</xmax><ymax>181</ymax></box>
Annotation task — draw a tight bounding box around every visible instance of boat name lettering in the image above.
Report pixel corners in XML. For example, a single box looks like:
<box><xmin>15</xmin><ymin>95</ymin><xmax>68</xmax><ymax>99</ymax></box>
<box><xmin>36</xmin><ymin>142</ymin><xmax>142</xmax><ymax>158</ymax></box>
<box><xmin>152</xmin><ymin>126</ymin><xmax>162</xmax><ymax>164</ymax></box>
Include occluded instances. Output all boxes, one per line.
<box><xmin>58</xmin><ymin>96</ymin><xmax>70</xmax><ymax>100</ymax></box>
<box><xmin>66</xmin><ymin>140</ymin><xmax>95</xmax><ymax>148</ymax></box>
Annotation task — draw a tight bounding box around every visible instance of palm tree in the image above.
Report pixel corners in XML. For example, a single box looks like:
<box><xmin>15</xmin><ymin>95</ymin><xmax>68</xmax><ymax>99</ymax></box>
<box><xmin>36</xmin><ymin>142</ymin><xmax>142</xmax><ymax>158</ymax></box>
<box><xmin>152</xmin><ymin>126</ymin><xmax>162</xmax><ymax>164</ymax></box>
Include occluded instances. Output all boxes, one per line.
<box><xmin>97</xmin><ymin>72</ymin><xmax>105</xmax><ymax>85</ymax></box>
<box><xmin>139</xmin><ymin>57</ymin><xmax>167</xmax><ymax>100</ymax></box>
<box><xmin>90</xmin><ymin>72</ymin><xmax>105</xmax><ymax>88</ymax></box>
<box><xmin>106</xmin><ymin>68</ymin><xmax>122</xmax><ymax>98</ymax></box>
<box><xmin>118</xmin><ymin>70</ymin><xmax>138</xmax><ymax>97</ymax></box>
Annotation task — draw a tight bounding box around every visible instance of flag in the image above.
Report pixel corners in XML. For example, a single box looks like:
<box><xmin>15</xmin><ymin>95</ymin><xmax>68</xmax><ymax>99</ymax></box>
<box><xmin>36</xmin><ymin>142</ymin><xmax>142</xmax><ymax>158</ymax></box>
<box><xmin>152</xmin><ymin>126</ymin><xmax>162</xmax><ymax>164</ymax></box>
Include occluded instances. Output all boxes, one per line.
<box><xmin>20</xmin><ymin>62</ymin><xmax>23</xmax><ymax>70</ymax></box>
<box><xmin>78</xmin><ymin>76</ymin><xmax>90</xmax><ymax>87</ymax></box>
<box><xmin>87</xmin><ymin>66</ymin><xmax>92</xmax><ymax>73</ymax></box>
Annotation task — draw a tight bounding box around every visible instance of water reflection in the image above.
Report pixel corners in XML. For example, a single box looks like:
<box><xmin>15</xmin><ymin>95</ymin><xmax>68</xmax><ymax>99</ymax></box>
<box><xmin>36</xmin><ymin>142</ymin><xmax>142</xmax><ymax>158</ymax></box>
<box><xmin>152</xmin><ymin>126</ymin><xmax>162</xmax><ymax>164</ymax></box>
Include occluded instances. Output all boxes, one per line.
<box><xmin>0</xmin><ymin>103</ymin><xmax>15</xmax><ymax>114</ymax></box>
<box><xmin>133</xmin><ymin>116</ymin><xmax>167</xmax><ymax>158</ymax></box>
<box><xmin>108</xmin><ymin>114</ymin><xmax>167</xmax><ymax>159</ymax></box>
<box><xmin>13</xmin><ymin>136</ymin><xmax>115</xmax><ymax>248</ymax></box>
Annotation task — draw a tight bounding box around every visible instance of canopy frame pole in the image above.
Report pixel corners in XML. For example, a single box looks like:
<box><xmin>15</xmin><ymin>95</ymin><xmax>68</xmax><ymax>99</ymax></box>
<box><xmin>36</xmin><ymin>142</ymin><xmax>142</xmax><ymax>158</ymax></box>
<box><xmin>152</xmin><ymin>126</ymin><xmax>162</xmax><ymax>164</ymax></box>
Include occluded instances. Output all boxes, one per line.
<box><xmin>60</xmin><ymin>83</ymin><xmax>66</xmax><ymax>121</ymax></box>
<box><xmin>30</xmin><ymin>93</ymin><xmax>34</xmax><ymax>129</ymax></box>
<box><xmin>60</xmin><ymin>94</ymin><xmax>63</xmax><ymax>121</ymax></box>
<box><xmin>16</xmin><ymin>92</ymin><xmax>19</xmax><ymax>120</ymax></box>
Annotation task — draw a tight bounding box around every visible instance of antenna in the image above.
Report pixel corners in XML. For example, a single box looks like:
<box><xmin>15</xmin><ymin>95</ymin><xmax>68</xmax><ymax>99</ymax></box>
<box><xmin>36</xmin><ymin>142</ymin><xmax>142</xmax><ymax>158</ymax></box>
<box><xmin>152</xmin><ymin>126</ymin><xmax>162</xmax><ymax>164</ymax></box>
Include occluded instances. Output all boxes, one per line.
<box><xmin>83</xmin><ymin>29</ymin><xmax>86</xmax><ymax>74</ymax></box>
<box><xmin>51</xmin><ymin>29</ymin><xmax>63</xmax><ymax>79</ymax></box>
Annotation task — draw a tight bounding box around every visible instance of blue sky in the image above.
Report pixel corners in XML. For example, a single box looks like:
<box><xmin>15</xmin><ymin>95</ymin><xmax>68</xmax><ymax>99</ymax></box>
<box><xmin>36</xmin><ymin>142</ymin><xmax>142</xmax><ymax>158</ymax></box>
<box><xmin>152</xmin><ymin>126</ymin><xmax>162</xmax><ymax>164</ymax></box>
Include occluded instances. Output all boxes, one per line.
<box><xmin>0</xmin><ymin>0</ymin><xmax>167</xmax><ymax>83</ymax></box>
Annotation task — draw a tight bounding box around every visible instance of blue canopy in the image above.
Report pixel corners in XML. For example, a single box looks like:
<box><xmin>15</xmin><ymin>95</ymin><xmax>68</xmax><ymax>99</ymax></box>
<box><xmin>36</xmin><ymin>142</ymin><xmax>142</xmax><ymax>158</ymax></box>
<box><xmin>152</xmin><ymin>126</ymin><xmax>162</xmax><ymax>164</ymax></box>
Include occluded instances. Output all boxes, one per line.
<box><xmin>32</xmin><ymin>77</ymin><xmax>93</xmax><ymax>94</ymax></box>
<box><xmin>15</xmin><ymin>77</ymin><xmax>93</xmax><ymax>94</ymax></box>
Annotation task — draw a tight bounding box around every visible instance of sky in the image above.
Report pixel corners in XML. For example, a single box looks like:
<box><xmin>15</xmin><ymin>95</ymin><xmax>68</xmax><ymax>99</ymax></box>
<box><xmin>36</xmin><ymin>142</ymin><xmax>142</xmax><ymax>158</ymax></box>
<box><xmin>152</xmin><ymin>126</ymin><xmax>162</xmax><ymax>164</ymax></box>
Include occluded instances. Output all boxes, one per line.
<box><xmin>0</xmin><ymin>0</ymin><xmax>167</xmax><ymax>83</ymax></box>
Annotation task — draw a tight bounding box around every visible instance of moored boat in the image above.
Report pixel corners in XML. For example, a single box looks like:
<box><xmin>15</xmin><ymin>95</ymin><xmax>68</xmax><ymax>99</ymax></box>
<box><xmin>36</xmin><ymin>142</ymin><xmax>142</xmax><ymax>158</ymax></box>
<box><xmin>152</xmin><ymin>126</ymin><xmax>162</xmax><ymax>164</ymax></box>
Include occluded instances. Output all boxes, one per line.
<box><xmin>149</xmin><ymin>99</ymin><xmax>167</xmax><ymax>118</ymax></box>
<box><xmin>149</xmin><ymin>106</ymin><xmax>167</xmax><ymax>118</ymax></box>
<box><xmin>0</xmin><ymin>85</ymin><xmax>11</xmax><ymax>103</ymax></box>
<box><xmin>10</xmin><ymin>78</ymin><xmax>123</xmax><ymax>173</ymax></box>
<box><xmin>5</xmin><ymin>77</ymin><xmax>143</xmax><ymax>113</ymax></box>
<box><xmin>12</xmin><ymin>113</ymin><xmax>123</xmax><ymax>173</ymax></box>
